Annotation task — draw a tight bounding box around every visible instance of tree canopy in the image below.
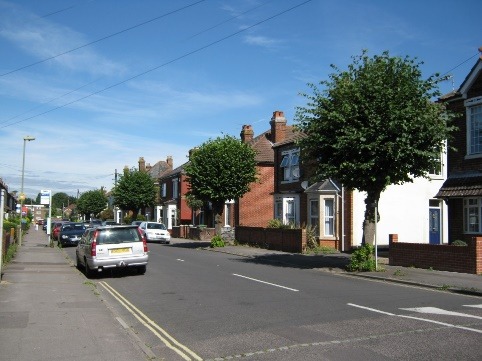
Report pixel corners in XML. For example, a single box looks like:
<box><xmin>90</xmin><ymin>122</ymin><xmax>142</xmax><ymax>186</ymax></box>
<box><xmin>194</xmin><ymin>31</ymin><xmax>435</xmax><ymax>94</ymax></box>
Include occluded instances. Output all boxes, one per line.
<box><xmin>112</xmin><ymin>167</ymin><xmax>156</xmax><ymax>221</ymax></box>
<box><xmin>185</xmin><ymin>135</ymin><xmax>258</xmax><ymax>234</ymax></box>
<box><xmin>76</xmin><ymin>190</ymin><xmax>107</xmax><ymax>219</ymax></box>
<box><xmin>295</xmin><ymin>50</ymin><xmax>456</xmax><ymax>244</ymax></box>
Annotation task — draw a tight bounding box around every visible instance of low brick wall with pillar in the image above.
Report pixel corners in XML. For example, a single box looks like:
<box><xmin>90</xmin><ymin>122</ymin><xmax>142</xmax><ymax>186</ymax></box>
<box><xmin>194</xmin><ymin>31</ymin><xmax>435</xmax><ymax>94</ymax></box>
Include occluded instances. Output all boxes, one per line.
<box><xmin>389</xmin><ymin>234</ymin><xmax>482</xmax><ymax>274</ymax></box>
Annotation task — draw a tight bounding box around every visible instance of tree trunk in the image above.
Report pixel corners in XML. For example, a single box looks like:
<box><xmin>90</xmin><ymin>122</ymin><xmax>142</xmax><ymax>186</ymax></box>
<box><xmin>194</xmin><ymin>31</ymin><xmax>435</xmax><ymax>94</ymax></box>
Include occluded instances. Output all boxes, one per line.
<box><xmin>362</xmin><ymin>192</ymin><xmax>380</xmax><ymax>246</ymax></box>
<box><xmin>212</xmin><ymin>201</ymin><xmax>224</xmax><ymax>237</ymax></box>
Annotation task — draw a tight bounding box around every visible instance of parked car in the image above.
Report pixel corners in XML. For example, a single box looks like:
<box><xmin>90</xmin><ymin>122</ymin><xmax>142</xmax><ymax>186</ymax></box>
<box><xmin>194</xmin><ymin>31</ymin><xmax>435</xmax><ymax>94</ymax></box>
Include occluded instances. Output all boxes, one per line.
<box><xmin>131</xmin><ymin>220</ymin><xmax>143</xmax><ymax>226</ymax></box>
<box><xmin>58</xmin><ymin>222</ymin><xmax>86</xmax><ymax>247</ymax></box>
<box><xmin>138</xmin><ymin>221</ymin><xmax>171</xmax><ymax>243</ymax></box>
<box><xmin>51</xmin><ymin>221</ymin><xmax>66</xmax><ymax>240</ymax></box>
<box><xmin>87</xmin><ymin>219</ymin><xmax>103</xmax><ymax>228</ymax></box>
<box><xmin>102</xmin><ymin>220</ymin><xmax>118</xmax><ymax>226</ymax></box>
<box><xmin>76</xmin><ymin>225</ymin><xmax>148</xmax><ymax>278</ymax></box>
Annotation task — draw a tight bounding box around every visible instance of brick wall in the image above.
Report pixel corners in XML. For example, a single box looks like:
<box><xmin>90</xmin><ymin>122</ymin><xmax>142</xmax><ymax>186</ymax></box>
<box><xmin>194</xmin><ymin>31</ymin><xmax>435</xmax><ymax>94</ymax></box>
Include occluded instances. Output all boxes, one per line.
<box><xmin>237</xmin><ymin>165</ymin><xmax>274</xmax><ymax>227</ymax></box>
<box><xmin>389</xmin><ymin>234</ymin><xmax>482</xmax><ymax>274</ymax></box>
<box><xmin>235</xmin><ymin>226</ymin><xmax>306</xmax><ymax>253</ymax></box>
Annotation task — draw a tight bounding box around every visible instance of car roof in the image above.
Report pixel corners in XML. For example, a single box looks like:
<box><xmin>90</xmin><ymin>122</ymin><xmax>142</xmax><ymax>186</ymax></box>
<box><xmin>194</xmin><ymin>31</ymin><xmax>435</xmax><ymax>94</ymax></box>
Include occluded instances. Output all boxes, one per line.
<box><xmin>95</xmin><ymin>225</ymin><xmax>139</xmax><ymax>230</ymax></box>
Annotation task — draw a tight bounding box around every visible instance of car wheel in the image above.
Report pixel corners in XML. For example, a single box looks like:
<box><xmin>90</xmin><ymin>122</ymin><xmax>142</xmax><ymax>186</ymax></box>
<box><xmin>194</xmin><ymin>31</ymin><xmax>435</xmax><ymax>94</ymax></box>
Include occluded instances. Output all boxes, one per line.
<box><xmin>84</xmin><ymin>259</ymin><xmax>95</xmax><ymax>278</ymax></box>
<box><xmin>137</xmin><ymin>265</ymin><xmax>146</xmax><ymax>275</ymax></box>
<box><xmin>76</xmin><ymin>253</ymin><xmax>83</xmax><ymax>270</ymax></box>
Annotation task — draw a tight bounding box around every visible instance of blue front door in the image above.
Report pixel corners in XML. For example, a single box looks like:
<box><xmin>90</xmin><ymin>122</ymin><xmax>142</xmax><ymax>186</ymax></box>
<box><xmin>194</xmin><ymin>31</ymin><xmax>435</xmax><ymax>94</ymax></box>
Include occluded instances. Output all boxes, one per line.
<box><xmin>429</xmin><ymin>208</ymin><xmax>441</xmax><ymax>244</ymax></box>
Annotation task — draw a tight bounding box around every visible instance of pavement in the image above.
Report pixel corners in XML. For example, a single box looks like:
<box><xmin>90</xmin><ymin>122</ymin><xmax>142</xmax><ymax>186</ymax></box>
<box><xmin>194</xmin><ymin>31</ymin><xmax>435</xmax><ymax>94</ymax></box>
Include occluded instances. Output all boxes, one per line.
<box><xmin>1</xmin><ymin>230</ymin><xmax>481</xmax><ymax>361</ymax></box>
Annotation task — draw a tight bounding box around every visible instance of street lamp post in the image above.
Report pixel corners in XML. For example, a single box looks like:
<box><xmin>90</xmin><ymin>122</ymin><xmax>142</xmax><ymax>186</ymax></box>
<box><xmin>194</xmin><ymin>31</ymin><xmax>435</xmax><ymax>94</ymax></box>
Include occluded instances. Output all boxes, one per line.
<box><xmin>19</xmin><ymin>135</ymin><xmax>35</xmax><ymax>247</ymax></box>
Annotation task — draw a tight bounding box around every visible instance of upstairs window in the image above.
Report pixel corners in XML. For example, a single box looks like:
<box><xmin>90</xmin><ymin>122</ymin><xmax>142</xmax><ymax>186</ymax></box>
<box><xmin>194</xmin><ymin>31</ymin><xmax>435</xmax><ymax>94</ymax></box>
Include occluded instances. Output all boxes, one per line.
<box><xmin>161</xmin><ymin>183</ymin><xmax>167</xmax><ymax>197</ymax></box>
<box><xmin>172</xmin><ymin>178</ymin><xmax>179</xmax><ymax>199</ymax></box>
<box><xmin>428</xmin><ymin>152</ymin><xmax>443</xmax><ymax>176</ymax></box>
<box><xmin>280</xmin><ymin>148</ymin><xmax>300</xmax><ymax>183</ymax></box>
<box><xmin>466</xmin><ymin>97</ymin><xmax>482</xmax><ymax>156</ymax></box>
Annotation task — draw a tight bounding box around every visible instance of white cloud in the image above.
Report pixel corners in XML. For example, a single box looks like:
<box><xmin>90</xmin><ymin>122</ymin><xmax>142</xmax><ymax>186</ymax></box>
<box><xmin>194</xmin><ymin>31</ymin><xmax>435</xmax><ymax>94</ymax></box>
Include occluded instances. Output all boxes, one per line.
<box><xmin>0</xmin><ymin>1</ymin><xmax>125</xmax><ymax>76</ymax></box>
<box><xmin>243</xmin><ymin>35</ymin><xmax>282</xmax><ymax>49</ymax></box>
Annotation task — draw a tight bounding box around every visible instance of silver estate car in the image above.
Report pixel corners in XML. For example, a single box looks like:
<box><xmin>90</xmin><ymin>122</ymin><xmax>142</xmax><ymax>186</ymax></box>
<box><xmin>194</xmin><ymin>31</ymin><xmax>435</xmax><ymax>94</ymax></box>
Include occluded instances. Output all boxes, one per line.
<box><xmin>76</xmin><ymin>225</ymin><xmax>148</xmax><ymax>278</ymax></box>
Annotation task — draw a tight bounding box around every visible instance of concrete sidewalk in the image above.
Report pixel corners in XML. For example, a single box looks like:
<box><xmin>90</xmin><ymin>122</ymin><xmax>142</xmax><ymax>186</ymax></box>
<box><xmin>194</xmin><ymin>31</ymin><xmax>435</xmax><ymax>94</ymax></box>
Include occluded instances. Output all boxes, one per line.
<box><xmin>0</xmin><ymin>229</ymin><xmax>150</xmax><ymax>361</ymax></box>
<box><xmin>206</xmin><ymin>243</ymin><xmax>482</xmax><ymax>296</ymax></box>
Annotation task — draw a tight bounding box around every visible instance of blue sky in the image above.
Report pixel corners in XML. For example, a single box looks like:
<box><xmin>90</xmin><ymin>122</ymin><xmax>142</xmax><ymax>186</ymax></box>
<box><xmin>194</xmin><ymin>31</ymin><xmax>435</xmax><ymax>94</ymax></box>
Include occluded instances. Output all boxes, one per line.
<box><xmin>0</xmin><ymin>0</ymin><xmax>480</xmax><ymax>199</ymax></box>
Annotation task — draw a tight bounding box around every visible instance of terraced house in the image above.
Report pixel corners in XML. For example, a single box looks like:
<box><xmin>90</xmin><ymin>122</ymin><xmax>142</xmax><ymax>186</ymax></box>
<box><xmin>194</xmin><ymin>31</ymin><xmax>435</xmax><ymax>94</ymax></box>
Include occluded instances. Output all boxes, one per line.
<box><xmin>436</xmin><ymin>55</ymin><xmax>482</xmax><ymax>243</ymax></box>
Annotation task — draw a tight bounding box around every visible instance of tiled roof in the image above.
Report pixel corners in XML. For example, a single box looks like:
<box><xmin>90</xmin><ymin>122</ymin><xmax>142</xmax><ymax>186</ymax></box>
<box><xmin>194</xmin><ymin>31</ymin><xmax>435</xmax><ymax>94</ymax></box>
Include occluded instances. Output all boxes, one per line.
<box><xmin>436</xmin><ymin>173</ymin><xmax>482</xmax><ymax>198</ymax></box>
<box><xmin>160</xmin><ymin>162</ymin><xmax>188</xmax><ymax>179</ymax></box>
<box><xmin>248</xmin><ymin>130</ymin><xmax>274</xmax><ymax>163</ymax></box>
<box><xmin>272</xmin><ymin>127</ymin><xmax>305</xmax><ymax>148</ymax></box>
<box><xmin>148</xmin><ymin>160</ymin><xmax>172</xmax><ymax>178</ymax></box>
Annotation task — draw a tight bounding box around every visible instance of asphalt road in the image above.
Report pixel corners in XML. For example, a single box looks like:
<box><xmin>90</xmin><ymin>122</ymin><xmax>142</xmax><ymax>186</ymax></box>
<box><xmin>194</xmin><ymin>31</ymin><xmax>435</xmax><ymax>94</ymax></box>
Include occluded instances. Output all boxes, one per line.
<box><xmin>63</xmin><ymin>240</ymin><xmax>482</xmax><ymax>361</ymax></box>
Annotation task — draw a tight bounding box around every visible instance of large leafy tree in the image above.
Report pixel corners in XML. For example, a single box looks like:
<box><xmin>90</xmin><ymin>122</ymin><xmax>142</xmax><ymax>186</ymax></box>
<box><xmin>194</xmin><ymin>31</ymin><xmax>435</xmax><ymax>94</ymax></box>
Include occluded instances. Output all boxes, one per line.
<box><xmin>77</xmin><ymin>189</ymin><xmax>107</xmax><ymax>219</ymax></box>
<box><xmin>295</xmin><ymin>50</ymin><xmax>456</xmax><ymax>245</ymax></box>
<box><xmin>52</xmin><ymin>192</ymin><xmax>76</xmax><ymax>210</ymax></box>
<box><xmin>185</xmin><ymin>135</ymin><xmax>258</xmax><ymax>235</ymax></box>
<box><xmin>112</xmin><ymin>167</ymin><xmax>156</xmax><ymax>221</ymax></box>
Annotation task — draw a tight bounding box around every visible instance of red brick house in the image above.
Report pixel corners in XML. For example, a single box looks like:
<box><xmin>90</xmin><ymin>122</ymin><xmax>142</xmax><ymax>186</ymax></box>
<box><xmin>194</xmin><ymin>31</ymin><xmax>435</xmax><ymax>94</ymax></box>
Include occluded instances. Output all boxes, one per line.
<box><xmin>236</xmin><ymin>110</ymin><xmax>296</xmax><ymax>227</ymax></box>
<box><xmin>272</xmin><ymin>129</ymin><xmax>353</xmax><ymax>251</ymax></box>
<box><xmin>157</xmin><ymin>162</ymin><xmax>193</xmax><ymax>229</ymax></box>
<box><xmin>138</xmin><ymin>156</ymin><xmax>173</xmax><ymax>222</ymax></box>
<box><xmin>436</xmin><ymin>55</ymin><xmax>482</xmax><ymax>243</ymax></box>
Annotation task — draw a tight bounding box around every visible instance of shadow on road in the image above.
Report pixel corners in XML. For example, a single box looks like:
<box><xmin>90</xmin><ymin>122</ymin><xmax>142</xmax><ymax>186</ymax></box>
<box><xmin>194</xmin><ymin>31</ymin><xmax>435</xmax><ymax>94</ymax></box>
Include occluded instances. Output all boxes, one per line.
<box><xmin>230</xmin><ymin>253</ymin><xmax>351</xmax><ymax>271</ymax></box>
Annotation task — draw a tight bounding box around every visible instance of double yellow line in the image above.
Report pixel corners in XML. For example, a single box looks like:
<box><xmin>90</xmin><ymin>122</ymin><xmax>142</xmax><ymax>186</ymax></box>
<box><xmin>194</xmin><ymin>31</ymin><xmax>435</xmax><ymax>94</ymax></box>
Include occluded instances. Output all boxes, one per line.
<box><xmin>99</xmin><ymin>281</ymin><xmax>202</xmax><ymax>361</ymax></box>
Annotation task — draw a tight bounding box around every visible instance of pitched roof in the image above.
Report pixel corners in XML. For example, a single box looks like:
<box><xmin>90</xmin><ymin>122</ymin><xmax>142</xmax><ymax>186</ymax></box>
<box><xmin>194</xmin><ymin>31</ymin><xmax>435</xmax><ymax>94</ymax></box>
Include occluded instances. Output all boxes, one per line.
<box><xmin>435</xmin><ymin>172</ymin><xmax>482</xmax><ymax>198</ymax></box>
<box><xmin>147</xmin><ymin>160</ymin><xmax>172</xmax><ymax>178</ymax></box>
<box><xmin>272</xmin><ymin>127</ymin><xmax>305</xmax><ymax>148</ymax></box>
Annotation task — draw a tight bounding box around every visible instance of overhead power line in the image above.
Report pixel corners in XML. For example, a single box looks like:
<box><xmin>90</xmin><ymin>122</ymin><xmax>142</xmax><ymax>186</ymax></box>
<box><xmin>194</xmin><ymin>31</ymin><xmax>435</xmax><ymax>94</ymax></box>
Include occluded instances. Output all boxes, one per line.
<box><xmin>440</xmin><ymin>53</ymin><xmax>479</xmax><ymax>77</ymax></box>
<box><xmin>0</xmin><ymin>0</ymin><xmax>206</xmax><ymax>77</ymax></box>
<box><xmin>1</xmin><ymin>0</ymin><xmax>314</xmax><ymax>129</ymax></box>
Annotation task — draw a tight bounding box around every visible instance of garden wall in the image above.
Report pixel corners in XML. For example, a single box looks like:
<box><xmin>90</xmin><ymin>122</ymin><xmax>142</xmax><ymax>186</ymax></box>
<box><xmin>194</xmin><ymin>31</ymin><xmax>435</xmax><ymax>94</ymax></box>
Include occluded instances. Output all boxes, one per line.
<box><xmin>172</xmin><ymin>225</ymin><xmax>216</xmax><ymax>241</ymax></box>
<box><xmin>389</xmin><ymin>234</ymin><xmax>482</xmax><ymax>274</ymax></box>
<box><xmin>235</xmin><ymin>226</ymin><xmax>306</xmax><ymax>253</ymax></box>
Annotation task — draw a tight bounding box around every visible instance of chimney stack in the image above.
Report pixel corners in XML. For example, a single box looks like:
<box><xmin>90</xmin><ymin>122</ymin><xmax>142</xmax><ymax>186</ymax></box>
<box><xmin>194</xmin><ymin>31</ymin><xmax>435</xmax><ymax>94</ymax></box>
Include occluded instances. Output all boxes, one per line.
<box><xmin>166</xmin><ymin>155</ymin><xmax>173</xmax><ymax>169</ymax></box>
<box><xmin>270</xmin><ymin>110</ymin><xmax>287</xmax><ymax>144</ymax></box>
<box><xmin>138</xmin><ymin>157</ymin><xmax>146</xmax><ymax>172</ymax></box>
<box><xmin>240</xmin><ymin>124</ymin><xmax>254</xmax><ymax>143</ymax></box>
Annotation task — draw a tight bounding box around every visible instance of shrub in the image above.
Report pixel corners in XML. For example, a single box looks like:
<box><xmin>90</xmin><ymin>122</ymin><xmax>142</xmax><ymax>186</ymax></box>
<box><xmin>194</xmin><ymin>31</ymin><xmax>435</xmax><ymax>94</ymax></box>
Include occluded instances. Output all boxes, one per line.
<box><xmin>347</xmin><ymin>244</ymin><xmax>376</xmax><ymax>272</ymax></box>
<box><xmin>210</xmin><ymin>235</ymin><xmax>225</xmax><ymax>248</ymax></box>
<box><xmin>266</xmin><ymin>219</ymin><xmax>299</xmax><ymax>229</ymax></box>
<box><xmin>451</xmin><ymin>240</ymin><xmax>467</xmax><ymax>246</ymax></box>
<box><xmin>267</xmin><ymin>219</ymin><xmax>285</xmax><ymax>228</ymax></box>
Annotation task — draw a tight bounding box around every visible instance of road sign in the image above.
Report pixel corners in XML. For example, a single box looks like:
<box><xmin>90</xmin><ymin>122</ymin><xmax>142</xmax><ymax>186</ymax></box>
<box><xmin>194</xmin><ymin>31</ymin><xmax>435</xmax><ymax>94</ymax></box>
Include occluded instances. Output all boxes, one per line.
<box><xmin>40</xmin><ymin>190</ymin><xmax>51</xmax><ymax>205</ymax></box>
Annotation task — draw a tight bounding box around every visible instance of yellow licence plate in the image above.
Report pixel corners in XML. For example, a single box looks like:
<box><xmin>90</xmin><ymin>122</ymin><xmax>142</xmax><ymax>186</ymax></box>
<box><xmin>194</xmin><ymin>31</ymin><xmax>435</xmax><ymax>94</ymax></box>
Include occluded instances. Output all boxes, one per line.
<box><xmin>111</xmin><ymin>248</ymin><xmax>130</xmax><ymax>254</ymax></box>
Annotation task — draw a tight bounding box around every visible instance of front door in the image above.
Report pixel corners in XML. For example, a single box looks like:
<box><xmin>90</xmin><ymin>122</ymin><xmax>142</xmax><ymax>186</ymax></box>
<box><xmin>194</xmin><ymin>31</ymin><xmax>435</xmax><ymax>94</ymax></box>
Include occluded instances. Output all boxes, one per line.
<box><xmin>429</xmin><ymin>208</ymin><xmax>441</xmax><ymax>244</ymax></box>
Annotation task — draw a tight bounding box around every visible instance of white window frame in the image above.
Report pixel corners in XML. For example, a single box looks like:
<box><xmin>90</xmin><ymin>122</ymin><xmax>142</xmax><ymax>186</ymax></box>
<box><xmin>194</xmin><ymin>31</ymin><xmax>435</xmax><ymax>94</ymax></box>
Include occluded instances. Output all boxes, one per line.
<box><xmin>465</xmin><ymin>96</ymin><xmax>482</xmax><ymax>158</ymax></box>
<box><xmin>224</xmin><ymin>199</ymin><xmax>234</xmax><ymax>227</ymax></box>
<box><xmin>161</xmin><ymin>183</ymin><xmax>167</xmax><ymax>197</ymax></box>
<box><xmin>307</xmin><ymin>194</ymin><xmax>337</xmax><ymax>239</ymax></box>
<box><xmin>428</xmin><ymin>152</ymin><xmax>443</xmax><ymax>176</ymax></box>
<box><xmin>274</xmin><ymin>195</ymin><xmax>300</xmax><ymax>226</ymax></box>
<box><xmin>464</xmin><ymin>197</ymin><xmax>482</xmax><ymax>233</ymax></box>
<box><xmin>280</xmin><ymin>148</ymin><xmax>300</xmax><ymax>183</ymax></box>
<box><xmin>324</xmin><ymin>199</ymin><xmax>334</xmax><ymax>236</ymax></box>
<box><xmin>309</xmin><ymin>199</ymin><xmax>319</xmax><ymax>236</ymax></box>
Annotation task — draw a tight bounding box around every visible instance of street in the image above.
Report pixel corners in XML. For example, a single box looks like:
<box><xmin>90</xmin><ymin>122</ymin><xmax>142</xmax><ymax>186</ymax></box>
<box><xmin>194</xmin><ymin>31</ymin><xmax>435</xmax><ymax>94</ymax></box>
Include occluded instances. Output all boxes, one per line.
<box><xmin>64</xmin><ymin>241</ymin><xmax>482</xmax><ymax>360</ymax></box>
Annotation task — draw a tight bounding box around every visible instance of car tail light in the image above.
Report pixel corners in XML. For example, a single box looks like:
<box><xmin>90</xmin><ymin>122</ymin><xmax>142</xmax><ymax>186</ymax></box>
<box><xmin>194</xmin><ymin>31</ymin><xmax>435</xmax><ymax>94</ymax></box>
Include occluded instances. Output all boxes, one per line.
<box><xmin>91</xmin><ymin>230</ymin><xmax>98</xmax><ymax>257</ymax></box>
<box><xmin>137</xmin><ymin>228</ymin><xmax>148</xmax><ymax>252</ymax></box>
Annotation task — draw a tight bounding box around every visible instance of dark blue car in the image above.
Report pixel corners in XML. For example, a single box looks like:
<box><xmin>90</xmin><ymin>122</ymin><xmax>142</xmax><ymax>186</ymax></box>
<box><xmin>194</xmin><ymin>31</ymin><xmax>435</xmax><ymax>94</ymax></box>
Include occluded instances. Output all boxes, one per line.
<box><xmin>58</xmin><ymin>222</ymin><xmax>86</xmax><ymax>247</ymax></box>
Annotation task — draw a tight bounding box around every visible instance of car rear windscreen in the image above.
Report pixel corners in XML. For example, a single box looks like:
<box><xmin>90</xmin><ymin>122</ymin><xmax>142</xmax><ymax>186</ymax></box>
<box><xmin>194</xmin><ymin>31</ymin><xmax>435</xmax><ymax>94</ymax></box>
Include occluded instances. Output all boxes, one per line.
<box><xmin>97</xmin><ymin>228</ymin><xmax>141</xmax><ymax>244</ymax></box>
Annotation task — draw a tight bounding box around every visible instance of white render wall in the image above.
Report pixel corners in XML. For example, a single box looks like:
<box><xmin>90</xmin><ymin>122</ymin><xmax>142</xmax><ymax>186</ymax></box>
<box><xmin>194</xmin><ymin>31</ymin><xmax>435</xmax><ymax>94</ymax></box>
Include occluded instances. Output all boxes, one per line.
<box><xmin>351</xmin><ymin>175</ymin><xmax>448</xmax><ymax>247</ymax></box>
